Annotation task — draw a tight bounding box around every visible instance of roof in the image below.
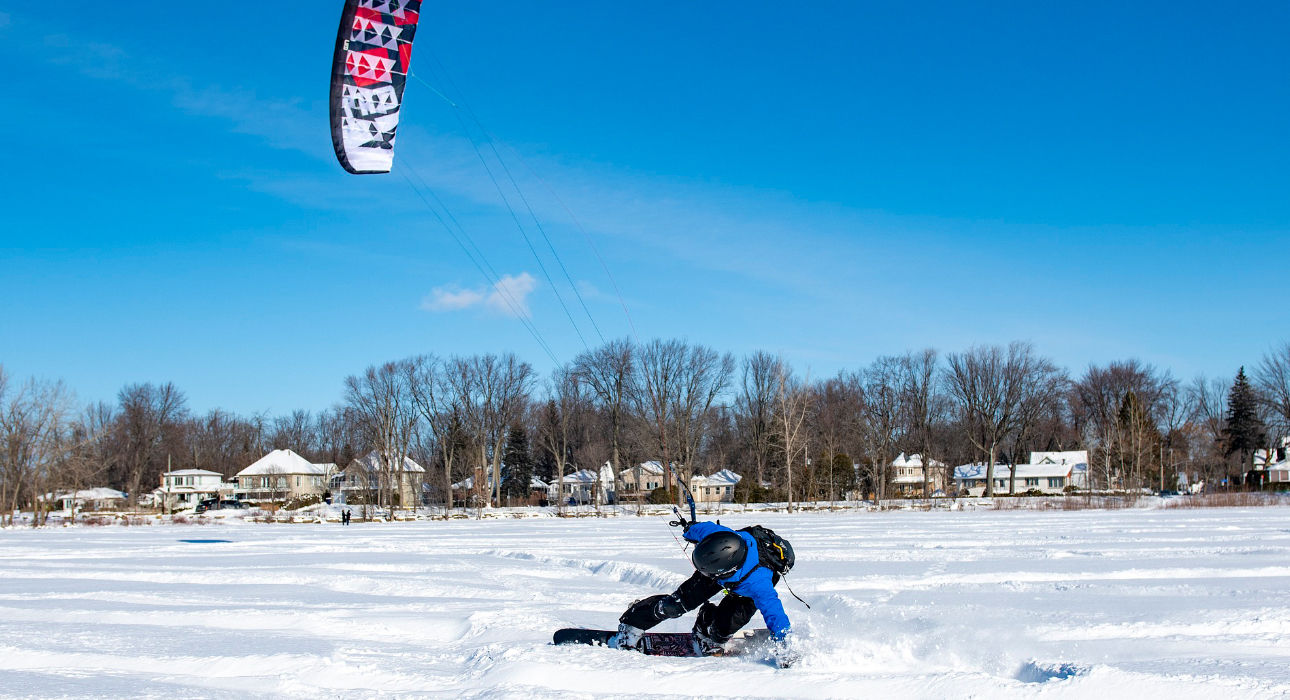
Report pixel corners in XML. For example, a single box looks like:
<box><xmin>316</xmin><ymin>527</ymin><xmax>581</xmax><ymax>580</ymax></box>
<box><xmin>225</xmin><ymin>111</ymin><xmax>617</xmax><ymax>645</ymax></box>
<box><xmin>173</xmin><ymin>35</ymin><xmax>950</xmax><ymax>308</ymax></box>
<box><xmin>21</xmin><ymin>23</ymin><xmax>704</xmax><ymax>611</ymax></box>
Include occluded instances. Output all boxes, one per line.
<box><xmin>634</xmin><ymin>461</ymin><xmax>666</xmax><ymax>475</ymax></box>
<box><xmin>166</xmin><ymin>469</ymin><xmax>222</xmax><ymax>477</ymax></box>
<box><xmin>558</xmin><ymin>469</ymin><xmax>599</xmax><ymax>484</ymax></box>
<box><xmin>347</xmin><ymin>450</ymin><xmax>426</xmax><ymax>473</ymax></box>
<box><xmin>1030</xmin><ymin>451</ymin><xmax>1089</xmax><ymax>469</ymax></box>
<box><xmin>954</xmin><ymin>462</ymin><xmax>1074</xmax><ymax>480</ymax></box>
<box><xmin>891</xmin><ymin>453</ymin><xmax>946</xmax><ymax>468</ymax></box>
<box><xmin>692</xmin><ymin>469</ymin><xmax>742</xmax><ymax>487</ymax></box>
<box><xmin>41</xmin><ymin>488</ymin><xmax>128</xmax><ymax>502</ymax></box>
<box><xmin>238</xmin><ymin>449</ymin><xmax>329</xmax><ymax>477</ymax></box>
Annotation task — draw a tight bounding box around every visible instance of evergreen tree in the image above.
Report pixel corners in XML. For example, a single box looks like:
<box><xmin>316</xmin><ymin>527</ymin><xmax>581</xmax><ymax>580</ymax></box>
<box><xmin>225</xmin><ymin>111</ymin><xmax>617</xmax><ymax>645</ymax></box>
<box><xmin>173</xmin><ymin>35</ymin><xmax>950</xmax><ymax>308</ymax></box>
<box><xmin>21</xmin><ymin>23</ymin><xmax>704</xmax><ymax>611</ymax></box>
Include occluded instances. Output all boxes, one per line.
<box><xmin>500</xmin><ymin>425</ymin><xmax>534</xmax><ymax>501</ymax></box>
<box><xmin>1223</xmin><ymin>367</ymin><xmax>1267</xmax><ymax>476</ymax></box>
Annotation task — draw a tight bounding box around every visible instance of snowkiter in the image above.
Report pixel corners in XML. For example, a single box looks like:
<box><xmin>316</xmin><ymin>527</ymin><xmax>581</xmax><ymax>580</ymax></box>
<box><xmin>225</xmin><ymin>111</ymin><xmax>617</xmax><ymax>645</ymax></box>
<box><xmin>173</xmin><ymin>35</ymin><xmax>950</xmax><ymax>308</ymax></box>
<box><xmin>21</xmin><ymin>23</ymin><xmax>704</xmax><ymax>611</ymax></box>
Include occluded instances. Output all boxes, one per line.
<box><xmin>610</xmin><ymin>520</ymin><xmax>799</xmax><ymax>665</ymax></box>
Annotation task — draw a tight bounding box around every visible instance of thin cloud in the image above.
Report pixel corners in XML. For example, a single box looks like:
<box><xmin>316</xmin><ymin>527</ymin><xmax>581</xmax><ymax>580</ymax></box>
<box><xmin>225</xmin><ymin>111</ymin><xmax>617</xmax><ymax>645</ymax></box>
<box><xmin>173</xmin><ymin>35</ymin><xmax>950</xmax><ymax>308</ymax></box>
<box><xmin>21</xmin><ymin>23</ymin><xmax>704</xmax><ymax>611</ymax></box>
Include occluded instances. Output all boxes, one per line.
<box><xmin>422</xmin><ymin>273</ymin><xmax>537</xmax><ymax>318</ymax></box>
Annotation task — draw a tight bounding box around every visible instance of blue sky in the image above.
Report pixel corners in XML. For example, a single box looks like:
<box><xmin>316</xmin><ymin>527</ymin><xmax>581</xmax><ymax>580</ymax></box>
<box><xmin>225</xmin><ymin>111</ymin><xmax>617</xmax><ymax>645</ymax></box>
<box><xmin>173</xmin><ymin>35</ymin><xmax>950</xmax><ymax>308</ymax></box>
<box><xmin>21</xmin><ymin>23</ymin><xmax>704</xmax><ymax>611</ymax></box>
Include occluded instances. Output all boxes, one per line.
<box><xmin>2</xmin><ymin>1</ymin><xmax>1287</xmax><ymax>415</ymax></box>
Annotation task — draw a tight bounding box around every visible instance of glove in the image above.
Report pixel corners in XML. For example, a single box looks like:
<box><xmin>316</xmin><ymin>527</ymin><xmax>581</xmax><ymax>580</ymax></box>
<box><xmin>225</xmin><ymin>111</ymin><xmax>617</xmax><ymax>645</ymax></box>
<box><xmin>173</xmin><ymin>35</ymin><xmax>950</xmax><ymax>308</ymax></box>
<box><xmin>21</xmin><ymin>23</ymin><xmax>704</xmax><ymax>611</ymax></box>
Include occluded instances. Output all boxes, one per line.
<box><xmin>653</xmin><ymin>594</ymin><xmax>686</xmax><ymax>620</ymax></box>
<box><xmin>771</xmin><ymin>638</ymin><xmax>801</xmax><ymax>669</ymax></box>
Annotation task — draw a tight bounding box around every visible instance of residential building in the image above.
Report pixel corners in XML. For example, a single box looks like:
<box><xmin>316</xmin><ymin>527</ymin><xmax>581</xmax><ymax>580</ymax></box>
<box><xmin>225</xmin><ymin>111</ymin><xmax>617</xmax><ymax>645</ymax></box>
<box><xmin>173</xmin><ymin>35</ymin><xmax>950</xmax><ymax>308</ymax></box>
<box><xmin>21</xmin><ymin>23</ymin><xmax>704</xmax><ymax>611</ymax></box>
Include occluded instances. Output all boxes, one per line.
<box><xmin>155</xmin><ymin>469</ymin><xmax>229</xmax><ymax>510</ymax></box>
<box><xmin>43</xmin><ymin>488</ymin><xmax>127</xmax><ymax>512</ymax></box>
<box><xmin>334</xmin><ymin>451</ymin><xmax>426</xmax><ymax>506</ymax></box>
<box><xmin>234</xmin><ymin>449</ymin><xmax>333</xmax><ymax>502</ymax></box>
<box><xmin>548</xmin><ymin>463</ymin><xmax>616</xmax><ymax>505</ymax></box>
<box><xmin>890</xmin><ymin>453</ymin><xmax>947</xmax><ymax>495</ymax></box>
<box><xmin>690</xmin><ymin>469</ymin><xmax>741</xmax><ymax>503</ymax></box>
<box><xmin>954</xmin><ymin>455</ymin><xmax>1084</xmax><ymax>496</ymax></box>
<box><xmin>619</xmin><ymin>461</ymin><xmax>666</xmax><ymax>499</ymax></box>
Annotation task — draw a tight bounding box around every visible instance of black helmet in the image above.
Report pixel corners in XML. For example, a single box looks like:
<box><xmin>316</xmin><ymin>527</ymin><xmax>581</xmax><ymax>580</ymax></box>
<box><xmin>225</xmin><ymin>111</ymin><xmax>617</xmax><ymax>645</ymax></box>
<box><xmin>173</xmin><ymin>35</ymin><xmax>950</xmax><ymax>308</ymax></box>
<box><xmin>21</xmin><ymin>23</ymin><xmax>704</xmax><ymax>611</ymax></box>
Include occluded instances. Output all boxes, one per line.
<box><xmin>691</xmin><ymin>531</ymin><xmax>747</xmax><ymax>579</ymax></box>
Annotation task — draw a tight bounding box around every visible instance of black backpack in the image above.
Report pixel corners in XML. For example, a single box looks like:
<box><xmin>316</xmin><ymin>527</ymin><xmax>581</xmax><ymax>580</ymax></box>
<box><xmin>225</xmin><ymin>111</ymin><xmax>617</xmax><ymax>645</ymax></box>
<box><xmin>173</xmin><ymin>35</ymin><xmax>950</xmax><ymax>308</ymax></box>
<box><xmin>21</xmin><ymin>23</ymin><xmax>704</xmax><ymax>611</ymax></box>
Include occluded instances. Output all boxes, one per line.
<box><xmin>739</xmin><ymin>525</ymin><xmax>795</xmax><ymax>575</ymax></box>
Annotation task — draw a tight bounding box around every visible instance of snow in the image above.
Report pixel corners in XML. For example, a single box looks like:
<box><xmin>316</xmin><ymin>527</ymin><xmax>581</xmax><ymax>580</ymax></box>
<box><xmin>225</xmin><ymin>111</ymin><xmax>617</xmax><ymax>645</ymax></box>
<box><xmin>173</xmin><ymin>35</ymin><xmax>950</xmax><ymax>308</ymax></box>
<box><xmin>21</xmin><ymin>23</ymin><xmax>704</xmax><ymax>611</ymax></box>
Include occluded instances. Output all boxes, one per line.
<box><xmin>2</xmin><ymin>508</ymin><xmax>1290</xmax><ymax>699</ymax></box>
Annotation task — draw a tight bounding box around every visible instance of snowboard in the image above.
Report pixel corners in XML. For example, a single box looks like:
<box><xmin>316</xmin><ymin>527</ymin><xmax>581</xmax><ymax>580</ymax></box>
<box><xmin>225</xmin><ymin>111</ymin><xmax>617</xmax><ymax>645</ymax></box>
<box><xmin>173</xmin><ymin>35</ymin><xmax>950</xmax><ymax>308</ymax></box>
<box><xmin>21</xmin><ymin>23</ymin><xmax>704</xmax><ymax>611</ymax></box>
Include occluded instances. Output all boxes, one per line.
<box><xmin>552</xmin><ymin>627</ymin><xmax>773</xmax><ymax>658</ymax></box>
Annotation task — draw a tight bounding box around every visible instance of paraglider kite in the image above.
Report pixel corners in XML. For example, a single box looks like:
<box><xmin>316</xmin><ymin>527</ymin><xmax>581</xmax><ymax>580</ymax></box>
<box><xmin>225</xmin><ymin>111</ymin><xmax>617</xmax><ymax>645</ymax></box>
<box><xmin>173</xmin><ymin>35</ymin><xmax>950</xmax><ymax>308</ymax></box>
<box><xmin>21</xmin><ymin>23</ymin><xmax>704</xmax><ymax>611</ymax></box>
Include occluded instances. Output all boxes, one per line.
<box><xmin>329</xmin><ymin>0</ymin><xmax>421</xmax><ymax>174</ymax></box>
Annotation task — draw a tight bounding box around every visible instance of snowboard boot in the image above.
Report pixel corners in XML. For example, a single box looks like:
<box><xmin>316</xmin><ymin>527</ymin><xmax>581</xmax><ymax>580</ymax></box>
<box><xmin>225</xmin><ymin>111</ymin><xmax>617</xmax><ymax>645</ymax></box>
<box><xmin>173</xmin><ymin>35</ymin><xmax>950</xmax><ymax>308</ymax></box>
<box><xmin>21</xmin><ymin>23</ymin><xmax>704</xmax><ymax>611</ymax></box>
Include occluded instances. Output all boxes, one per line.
<box><xmin>691</xmin><ymin>604</ymin><xmax>729</xmax><ymax>656</ymax></box>
<box><xmin>608</xmin><ymin>622</ymin><xmax>645</xmax><ymax>652</ymax></box>
<box><xmin>692</xmin><ymin>628</ymin><xmax>726</xmax><ymax>656</ymax></box>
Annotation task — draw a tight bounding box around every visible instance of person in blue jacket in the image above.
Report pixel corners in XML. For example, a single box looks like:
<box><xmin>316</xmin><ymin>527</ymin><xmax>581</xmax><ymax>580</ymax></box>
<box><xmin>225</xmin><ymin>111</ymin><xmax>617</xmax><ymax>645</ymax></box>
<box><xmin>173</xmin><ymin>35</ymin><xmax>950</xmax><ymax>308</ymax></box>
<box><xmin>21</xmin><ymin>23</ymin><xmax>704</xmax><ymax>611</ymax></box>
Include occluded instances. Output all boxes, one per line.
<box><xmin>610</xmin><ymin>520</ymin><xmax>796</xmax><ymax>664</ymax></box>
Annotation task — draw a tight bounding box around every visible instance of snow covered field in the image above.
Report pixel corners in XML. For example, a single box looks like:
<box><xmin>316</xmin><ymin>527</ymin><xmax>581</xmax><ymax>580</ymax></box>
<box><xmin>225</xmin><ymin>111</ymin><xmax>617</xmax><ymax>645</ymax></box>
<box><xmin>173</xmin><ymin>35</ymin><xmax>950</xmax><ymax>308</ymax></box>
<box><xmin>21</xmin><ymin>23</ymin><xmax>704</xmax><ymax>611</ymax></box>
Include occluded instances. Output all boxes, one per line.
<box><xmin>2</xmin><ymin>508</ymin><xmax>1289</xmax><ymax>700</ymax></box>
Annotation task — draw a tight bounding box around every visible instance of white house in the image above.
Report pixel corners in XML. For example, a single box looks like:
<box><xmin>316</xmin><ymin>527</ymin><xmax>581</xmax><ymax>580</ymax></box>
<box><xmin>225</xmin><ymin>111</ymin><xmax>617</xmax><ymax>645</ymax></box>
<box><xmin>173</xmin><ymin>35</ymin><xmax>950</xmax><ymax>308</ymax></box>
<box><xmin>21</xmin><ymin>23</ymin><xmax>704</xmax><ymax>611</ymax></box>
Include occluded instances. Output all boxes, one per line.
<box><xmin>155</xmin><ymin>469</ymin><xmax>228</xmax><ymax>510</ymax></box>
<box><xmin>690</xmin><ymin>469</ymin><xmax>742</xmax><ymax>503</ymax></box>
<box><xmin>43</xmin><ymin>488</ymin><xmax>127</xmax><ymax>512</ymax></box>
<box><xmin>335</xmin><ymin>451</ymin><xmax>426</xmax><ymax>506</ymax></box>
<box><xmin>548</xmin><ymin>464</ymin><xmax>615</xmax><ymax>505</ymax></box>
<box><xmin>234</xmin><ymin>449</ymin><xmax>333</xmax><ymax>502</ymax></box>
<box><xmin>890</xmin><ymin>453</ymin><xmax>947</xmax><ymax>495</ymax></box>
<box><xmin>1029</xmin><ymin>451</ymin><xmax>1089</xmax><ymax>488</ymax></box>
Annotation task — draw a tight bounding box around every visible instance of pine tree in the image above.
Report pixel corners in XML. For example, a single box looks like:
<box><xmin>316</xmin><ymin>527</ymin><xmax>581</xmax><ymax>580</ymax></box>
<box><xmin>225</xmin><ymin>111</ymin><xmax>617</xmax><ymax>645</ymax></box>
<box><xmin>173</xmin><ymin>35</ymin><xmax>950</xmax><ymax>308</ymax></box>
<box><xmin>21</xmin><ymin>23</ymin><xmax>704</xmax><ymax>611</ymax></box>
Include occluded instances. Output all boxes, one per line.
<box><xmin>500</xmin><ymin>425</ymin><xmax>534</xmax><ymax>502</ymax></box>
<box><xmin>1223</xmin><ymin>367</ymin><xmax>1267</xmax><ymax>478</ymax></box>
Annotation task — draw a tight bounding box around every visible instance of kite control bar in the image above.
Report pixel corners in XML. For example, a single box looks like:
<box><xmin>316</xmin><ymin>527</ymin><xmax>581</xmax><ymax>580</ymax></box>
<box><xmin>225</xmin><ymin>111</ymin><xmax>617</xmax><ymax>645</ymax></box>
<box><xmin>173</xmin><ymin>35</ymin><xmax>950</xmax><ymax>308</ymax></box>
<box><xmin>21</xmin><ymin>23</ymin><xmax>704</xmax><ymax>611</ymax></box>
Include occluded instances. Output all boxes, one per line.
<box><xmin>668</xmin><ymin>470</ymin><xmax>698</xmax><ymax>530</ymax></box>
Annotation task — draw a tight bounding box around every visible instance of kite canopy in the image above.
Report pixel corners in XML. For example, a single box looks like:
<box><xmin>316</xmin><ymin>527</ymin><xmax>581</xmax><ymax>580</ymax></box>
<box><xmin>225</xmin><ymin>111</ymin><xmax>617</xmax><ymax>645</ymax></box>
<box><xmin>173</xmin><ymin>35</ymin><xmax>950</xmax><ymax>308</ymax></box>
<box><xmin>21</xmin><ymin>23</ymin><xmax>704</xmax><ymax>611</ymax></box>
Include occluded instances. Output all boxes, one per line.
<box><xmin>329</xmin><ymin>0</ymin><xmax>422</xmax><ymax>174</ymax></box>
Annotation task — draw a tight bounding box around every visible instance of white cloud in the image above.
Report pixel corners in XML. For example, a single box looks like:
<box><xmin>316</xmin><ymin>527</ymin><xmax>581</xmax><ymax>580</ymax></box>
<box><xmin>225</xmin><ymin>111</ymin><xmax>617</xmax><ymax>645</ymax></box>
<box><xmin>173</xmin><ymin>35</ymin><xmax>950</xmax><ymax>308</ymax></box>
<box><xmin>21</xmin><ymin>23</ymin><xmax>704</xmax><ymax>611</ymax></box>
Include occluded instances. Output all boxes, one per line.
<box><xmin>422</xmin><ymin>273</ymin><xmax>537</xmax><ymax>318</ymax></box>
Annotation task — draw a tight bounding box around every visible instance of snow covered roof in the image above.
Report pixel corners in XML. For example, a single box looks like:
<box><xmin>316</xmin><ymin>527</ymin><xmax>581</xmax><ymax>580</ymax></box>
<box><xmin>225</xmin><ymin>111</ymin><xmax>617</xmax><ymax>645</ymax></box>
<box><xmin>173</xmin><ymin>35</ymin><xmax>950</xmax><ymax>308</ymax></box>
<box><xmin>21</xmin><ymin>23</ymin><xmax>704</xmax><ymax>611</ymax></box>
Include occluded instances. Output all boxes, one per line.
<box><xmin>692</xmin><ymin>469</ymin><xmax>742</xmax><ymax>487</ymax></box>
<box><xmin>552</xmin><ymin>469</ymin><xmax>599</xmax><ymax>485</ymax></box>
<box><xmin>954</xmin><ymin>463</ymin><xmax>1074</xmax><ymax>480</ymax></box>
<box><xmin>634</xmin><ymin>461</ymin><xmax>666</xmax><ymax>475</ymax></box>
<box><xmin>166</xmin><ymin>469</ymin><xmax>222</xmax><ymax>477</ymax></box>
<box><xmin>348</xmin><ymin>451</ymin><xmax>426</xmax><ymax>473</ymax></box>
<box><xmin>41</xmin><ymin>488</ymin><xmax>127</xmax><ymax>502</ymax></box>
<box><xmin>530</xmin><ymin>476</ymin><xmax>548</xmax><ymax>489</ymax></box>
<box><xmin>238</xmin><ymin>449</ymin><xmax>329</xmax><ymax>477</ymax></box>
<box><xmin>1030</xmin><ymin>451</ymin><xmax>1089</xmax><ymax>470</ymax></box>
<box><xmin>891</xmin><ymin>453</ymin><xmax>946</xmax><ymax>468</ymax></box>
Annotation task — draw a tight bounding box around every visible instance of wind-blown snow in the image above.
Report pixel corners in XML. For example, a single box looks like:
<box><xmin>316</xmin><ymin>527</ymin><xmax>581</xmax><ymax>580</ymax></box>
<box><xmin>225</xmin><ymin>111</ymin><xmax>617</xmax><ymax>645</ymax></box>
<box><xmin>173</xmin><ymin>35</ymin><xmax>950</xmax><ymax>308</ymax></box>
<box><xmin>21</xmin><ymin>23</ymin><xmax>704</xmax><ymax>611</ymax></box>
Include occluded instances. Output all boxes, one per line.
<box><xmin>2</xmin><ymin>508</ymin><xmax>1289</xmax><ymax>699</ymax></box>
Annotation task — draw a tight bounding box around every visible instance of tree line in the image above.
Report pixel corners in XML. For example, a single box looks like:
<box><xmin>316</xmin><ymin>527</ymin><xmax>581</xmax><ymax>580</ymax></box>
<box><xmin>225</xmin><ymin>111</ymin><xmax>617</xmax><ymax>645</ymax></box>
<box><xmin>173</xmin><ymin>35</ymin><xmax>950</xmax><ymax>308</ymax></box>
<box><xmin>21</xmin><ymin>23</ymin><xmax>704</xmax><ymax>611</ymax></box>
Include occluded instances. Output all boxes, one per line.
<box><xmin>2</xmin><ymin>338</ymin><xmax>1289</xmax><ymax>524</ymax></box>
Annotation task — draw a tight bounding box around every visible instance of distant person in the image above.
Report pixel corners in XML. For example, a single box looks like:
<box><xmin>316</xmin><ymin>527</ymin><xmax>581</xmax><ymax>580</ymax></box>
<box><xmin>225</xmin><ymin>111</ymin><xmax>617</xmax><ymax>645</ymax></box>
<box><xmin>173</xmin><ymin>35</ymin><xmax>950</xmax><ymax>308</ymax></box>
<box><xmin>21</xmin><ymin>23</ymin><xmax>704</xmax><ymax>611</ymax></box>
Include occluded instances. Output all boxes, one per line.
<box><xmin>342</xmin><ymin>508</ymin><xmax>351</xmax><ymax>526</ymax></box>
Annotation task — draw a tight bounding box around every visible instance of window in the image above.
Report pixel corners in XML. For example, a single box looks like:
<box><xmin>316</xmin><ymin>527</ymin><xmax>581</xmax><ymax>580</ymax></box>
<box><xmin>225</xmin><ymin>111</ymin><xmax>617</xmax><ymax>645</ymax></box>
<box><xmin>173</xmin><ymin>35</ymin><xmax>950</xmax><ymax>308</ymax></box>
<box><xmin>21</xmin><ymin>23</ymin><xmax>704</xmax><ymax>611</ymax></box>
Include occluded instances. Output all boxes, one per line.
<box><xmin>1025</xmin><ymin>478</ymin><xmax>1039</xmax><ymax>487</ymax></box>
<box><xmin>296</xmin><ymin>476</ymin><xmax>301</xmax><ymax>487</ymax></box>
<box><xmin>1048</xmin><ymin>477</ymin><xmax>1064</xmax><ymax>488</ymax></box>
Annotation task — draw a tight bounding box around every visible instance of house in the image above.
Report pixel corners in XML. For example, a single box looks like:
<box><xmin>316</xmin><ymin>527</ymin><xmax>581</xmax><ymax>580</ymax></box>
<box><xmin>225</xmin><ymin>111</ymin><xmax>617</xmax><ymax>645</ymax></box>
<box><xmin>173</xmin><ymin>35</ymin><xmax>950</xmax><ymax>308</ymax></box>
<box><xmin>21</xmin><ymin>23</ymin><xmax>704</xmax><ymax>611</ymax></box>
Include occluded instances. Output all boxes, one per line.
<box><xmin>619</xmin><ymin>461</ymin><xmax>666</xmax><ymax>499</ymax></box>
<box><xmin>334</xmin><ymin>451</ymin><xmax>426</xmax><ymax>506</ymax></box>
<box><xmin>1264</xmin><ymin>440</ymin><xmax>1290</xmax><ymax>485</ymax></box>
<box><xmin>1255</xmin><ymin>439</ymin><xmax>1289</xmax><ymax>485</ymax></box>
<box><xmin>1029</xmin><ymin>451</ymin><xmax>1089</xmax><ymax>488</ymax></box>
<box><xmin>690</xmin><ymin>469</ymin><xmax>741</xmax><ymax>503</ymax></box>
<box><xmin>548</xmin><ymin>464</ymin><xmax>615</xmax><ymax>505</ymax></box>
<box><xmin>155</xmin><ymin>469</ymin><xmax>229</xmax><ymax>510</ymax></box>
<box><xmin>234</xmin><ymin>449</ymin><xmax>333</xmax><ymax>503</ymax></box>
<box><xmin>890</xmin><ymin>453</ymin><xmax>947</xmax><ymax>495</ymax></box>
<box><xmin>955</xmin><ymin>461</ymin><xmax>1077</xmax><ymax>496</ymax></box>
<box><xmin>43</xmin><ymin>488</ymin><xmax>127</xmax><ymax>512</ymax></box>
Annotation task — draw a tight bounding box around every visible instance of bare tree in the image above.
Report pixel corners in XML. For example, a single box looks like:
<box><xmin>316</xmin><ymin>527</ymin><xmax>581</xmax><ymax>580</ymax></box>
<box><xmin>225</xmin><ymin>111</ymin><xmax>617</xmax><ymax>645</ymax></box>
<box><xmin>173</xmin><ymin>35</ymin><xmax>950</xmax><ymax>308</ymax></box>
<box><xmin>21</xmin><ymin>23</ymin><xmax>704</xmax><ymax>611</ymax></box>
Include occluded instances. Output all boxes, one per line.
<box><xmin>573</xmin><ymin>339</ymin><xmax>635</xmax><ymax>489</ymax></box>
<box><xmin>537</xmin><ymin>364</ymin><xmax>585</xmax><ymax>515</ymax></box>
<box><xmin>344</xmin><ymin>361</ymin><xmax>417</xmax><ymax>515</ymax></box>
<box><xmin>1254</xmin><ymin>341</ymin><xmax>1290</xmax><ymax>443</ymax></box>
<box><xmin>0</xmin><ymin>374</ymin><xmax>76</xmax><ymax>526</ymax></box>
<box><xmin>634</xmin><ymin>339</ymin><xmax>686</xmax><ymax>499</ymax></box>
<box><xmin>1005</xmin><ymin>355</ymin><xmax>1068</xmax><ymax>495</ymax></box>
<box><xmin>672</xmin><ymin>344</ymin><xmax>735</xmax><ymax>483</ymax></box>
<box><xmin>407</xmin><ymin>354</ymin><xmax>460</xmax><ymax>512</ymax></box>
<box><xmin>117</xmin><ymin>383</ymin><xmax>188</xmax><ymax>508</ymax></box>
<box><xmin>773</xmin><ymin>359</ymin><xmax>811</xmax><ymax>512</ymax></box>
<box><xmin>736</xmin><ymin>351</ymin><xmax>779</xmax><ymax>493</ymax></box>
<box><xmin>945</xmin><ymin>343</ymin><xmax>1033</xmax><ymax>497</ymax></box>
<box><xmin>898</xmin><ymin>349</ymin><xmax>945</xmax><ymax>499</ymax></box>
<box><xmin>852</xmin><ymin>357</ymin><xmax>903</xmax><ymax>501</ymax></box>
<box><xmin>1072</xmin><ymin>359</ymin><xmax>1171</xmax><ymax>491</ymax></box>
